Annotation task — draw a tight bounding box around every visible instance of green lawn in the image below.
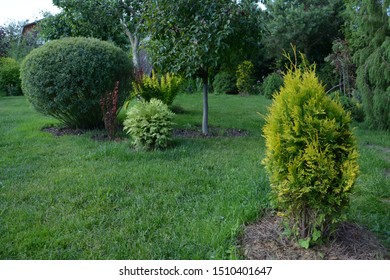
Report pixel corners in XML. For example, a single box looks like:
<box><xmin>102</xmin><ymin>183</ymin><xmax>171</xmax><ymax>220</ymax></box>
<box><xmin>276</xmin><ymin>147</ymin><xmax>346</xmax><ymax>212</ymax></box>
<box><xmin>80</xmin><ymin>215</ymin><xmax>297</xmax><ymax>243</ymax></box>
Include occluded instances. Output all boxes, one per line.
<box><xmin>0</xmin><ymin>94</ymin><xmax>389</xmax><ymax>259</ymax></box>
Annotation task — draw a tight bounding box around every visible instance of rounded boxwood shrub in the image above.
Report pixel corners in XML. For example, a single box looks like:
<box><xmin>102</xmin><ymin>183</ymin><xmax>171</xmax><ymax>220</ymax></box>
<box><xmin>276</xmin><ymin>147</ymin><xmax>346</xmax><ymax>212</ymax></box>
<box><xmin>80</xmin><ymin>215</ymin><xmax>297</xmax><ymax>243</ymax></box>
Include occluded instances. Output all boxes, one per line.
<box><xmin>20</xmin><ymin>37</ymin><xmax>133</xmax><ymax>128</ymax></box>
<box><xmin>123</xmin><ymin>98</ymin><xmax>175</xmax><ymax>150</ymax></box>
<box><xmin>262</xmin><ymin>58</ymin><xmax>359</xmax><ymax>248</ymax></box>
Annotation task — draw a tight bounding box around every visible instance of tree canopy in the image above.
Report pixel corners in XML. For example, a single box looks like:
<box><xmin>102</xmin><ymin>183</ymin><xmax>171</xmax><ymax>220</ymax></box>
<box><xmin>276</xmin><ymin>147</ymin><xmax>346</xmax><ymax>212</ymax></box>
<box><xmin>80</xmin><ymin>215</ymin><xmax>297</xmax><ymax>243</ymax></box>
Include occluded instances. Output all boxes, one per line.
<box><xmin>263</xmin><ymin>0</ymin><xmax>344</xmax><ymax>66</ymax></box>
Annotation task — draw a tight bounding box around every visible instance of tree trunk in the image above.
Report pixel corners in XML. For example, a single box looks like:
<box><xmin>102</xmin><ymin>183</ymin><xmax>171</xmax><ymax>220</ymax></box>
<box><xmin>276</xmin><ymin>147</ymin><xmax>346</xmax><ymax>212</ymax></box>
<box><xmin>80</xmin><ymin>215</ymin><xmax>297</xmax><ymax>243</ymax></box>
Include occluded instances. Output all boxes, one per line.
<box><xmin>202</xmin><ymin>74</ymin><xmax>209</xmax><ymax>135</ymax></box>
<box><xmin>121</xmin><ymin>21</ymin><xmax>141</xmax><ymax>71</ymax></box>
<box><xmin>131</xmin><ymin>37</ymin><xmax>141</xmax><ymax>70</ymax></box>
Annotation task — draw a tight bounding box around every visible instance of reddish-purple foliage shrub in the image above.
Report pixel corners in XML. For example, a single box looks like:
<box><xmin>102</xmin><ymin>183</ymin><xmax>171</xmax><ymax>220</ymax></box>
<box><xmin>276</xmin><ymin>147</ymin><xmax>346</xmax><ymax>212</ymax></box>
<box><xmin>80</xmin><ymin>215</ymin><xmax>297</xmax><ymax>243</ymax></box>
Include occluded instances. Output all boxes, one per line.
<box><xmin>100</xmin><ymin>81</ymin><xmax>119</xmax><ymax>140</ymax></box>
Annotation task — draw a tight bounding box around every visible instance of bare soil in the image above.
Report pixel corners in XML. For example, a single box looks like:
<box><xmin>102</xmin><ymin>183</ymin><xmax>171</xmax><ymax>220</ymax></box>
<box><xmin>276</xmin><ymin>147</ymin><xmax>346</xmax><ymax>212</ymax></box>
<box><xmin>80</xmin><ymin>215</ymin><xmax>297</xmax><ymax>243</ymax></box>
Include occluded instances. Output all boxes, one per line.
<box><xmin>239</xmin><ymin>213</ymin><xmax>389</xmax><ymax>260</ymax></box>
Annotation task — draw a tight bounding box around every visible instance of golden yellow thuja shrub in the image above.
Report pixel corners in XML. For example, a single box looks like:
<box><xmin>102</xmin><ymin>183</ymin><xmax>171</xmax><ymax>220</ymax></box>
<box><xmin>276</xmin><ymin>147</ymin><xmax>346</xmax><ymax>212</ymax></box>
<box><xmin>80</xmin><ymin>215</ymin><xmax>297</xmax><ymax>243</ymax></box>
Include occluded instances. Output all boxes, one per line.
<box><xmin>262</xmin><ymin>53</ymin><xmax>359</xmax><ymax>248</ymax></box>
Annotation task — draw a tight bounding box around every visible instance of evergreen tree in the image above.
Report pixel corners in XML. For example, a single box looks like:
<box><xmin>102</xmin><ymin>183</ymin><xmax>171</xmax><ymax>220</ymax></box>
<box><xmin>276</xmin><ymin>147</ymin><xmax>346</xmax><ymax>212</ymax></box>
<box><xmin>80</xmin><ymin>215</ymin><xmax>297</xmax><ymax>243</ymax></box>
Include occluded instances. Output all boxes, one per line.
<box><xmin>345</xmin><ymin>0</ymin><xmax>390</xmax><ymax>130</ymax></box>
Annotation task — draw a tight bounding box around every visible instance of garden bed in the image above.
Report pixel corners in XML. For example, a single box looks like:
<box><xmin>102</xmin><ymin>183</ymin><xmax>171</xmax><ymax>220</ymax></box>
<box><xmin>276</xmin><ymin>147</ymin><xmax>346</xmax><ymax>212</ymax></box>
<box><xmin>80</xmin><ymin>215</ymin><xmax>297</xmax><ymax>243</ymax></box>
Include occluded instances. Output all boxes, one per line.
<box><xmin>240</xmin><ymin>213</ymin><xmax>389</xmax><ymax>260</ymax></box>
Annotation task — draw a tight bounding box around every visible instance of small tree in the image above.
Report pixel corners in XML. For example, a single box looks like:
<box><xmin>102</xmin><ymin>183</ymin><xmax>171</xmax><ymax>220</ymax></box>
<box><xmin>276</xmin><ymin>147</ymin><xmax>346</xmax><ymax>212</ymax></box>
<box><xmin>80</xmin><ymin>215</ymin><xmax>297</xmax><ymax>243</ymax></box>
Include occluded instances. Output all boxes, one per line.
<box><xmin>146</xmin><ymin>0</ymin><xmax>262</xmax><ymax>134</ymax></box>
<box><xmin>262</xmin><ymin>52</ymin><xmax>359</xmax><ymax>248</ymax></box>
<box><xmin>325</xmin><ymin>39</ymin><xmax>356</xmax><ymax>97</ymax></box>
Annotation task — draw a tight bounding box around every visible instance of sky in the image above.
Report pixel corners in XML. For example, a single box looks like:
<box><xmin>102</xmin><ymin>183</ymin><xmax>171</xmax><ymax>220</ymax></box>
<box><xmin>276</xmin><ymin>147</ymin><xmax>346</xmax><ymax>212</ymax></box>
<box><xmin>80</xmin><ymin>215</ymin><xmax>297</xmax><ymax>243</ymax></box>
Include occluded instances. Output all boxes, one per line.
<box><xmin>0</xmin><ymin>0</ymin><xmax>61</xmax><ymax>25</ymax></box>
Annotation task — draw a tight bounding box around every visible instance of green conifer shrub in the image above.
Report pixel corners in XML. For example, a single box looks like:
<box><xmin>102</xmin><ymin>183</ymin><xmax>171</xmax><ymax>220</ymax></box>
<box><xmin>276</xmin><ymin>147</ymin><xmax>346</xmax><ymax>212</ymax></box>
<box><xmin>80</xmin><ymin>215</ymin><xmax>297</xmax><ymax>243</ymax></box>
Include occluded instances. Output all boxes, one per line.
<box><xmin>20</xmin><ymin>37</ymin><xmax>133</xmax><ymax>129</ymax></box>
<box><xmin>262</xmin><ymin>56</ymin><xmax>359</xmax><ymax>248</ymax></box>
<box><xmin>123</xmin><ymin>98</ymin><xmax>175</xmax><ymax>150</ymax></box>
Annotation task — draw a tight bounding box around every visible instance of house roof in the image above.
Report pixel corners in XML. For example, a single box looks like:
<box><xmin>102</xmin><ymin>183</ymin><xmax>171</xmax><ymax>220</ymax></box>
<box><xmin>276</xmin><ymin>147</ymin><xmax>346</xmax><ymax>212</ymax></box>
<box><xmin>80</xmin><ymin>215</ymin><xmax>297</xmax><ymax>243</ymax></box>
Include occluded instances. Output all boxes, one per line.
<box><xmin>22</xmin><ymin>19</ymin><xmax>42</xmax><ymax>36</ymax></box>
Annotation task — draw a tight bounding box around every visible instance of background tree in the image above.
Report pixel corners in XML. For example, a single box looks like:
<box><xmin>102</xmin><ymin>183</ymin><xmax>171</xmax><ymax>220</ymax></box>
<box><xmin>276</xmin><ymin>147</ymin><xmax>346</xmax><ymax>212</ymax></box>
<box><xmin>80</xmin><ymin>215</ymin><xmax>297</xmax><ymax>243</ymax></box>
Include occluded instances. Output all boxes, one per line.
<box><xmin>344</xmin><ymin>0</ymin><xmax>390</xmax><ymax>131</ymax></box>
<box><xmin>263</xmin><ymin>0</ymin><xmax>344</xmax><ymax>68</ymax></box>
<box><xmin>40</xmin><ymin>0</ymin><xmax>150</xmax><ymax>73</ymax></box>
<box><xmin>0</xmin><ymin>21</ymin><xmax>41</xmax><ymax>61</ymax></box>
<box><xmin>118</xmin><ymin>0</ymin><xmax>151</xmax><ymax>74</ymax></box>
<box><xmin>325</xmin><ymin>39</ymin><xmax>356</xmax><ymax>97</ymax></box>
<box><xmin>41</xmin><ymin>0</ymin><xmax>124</xmax><ymax>45</ymax></box>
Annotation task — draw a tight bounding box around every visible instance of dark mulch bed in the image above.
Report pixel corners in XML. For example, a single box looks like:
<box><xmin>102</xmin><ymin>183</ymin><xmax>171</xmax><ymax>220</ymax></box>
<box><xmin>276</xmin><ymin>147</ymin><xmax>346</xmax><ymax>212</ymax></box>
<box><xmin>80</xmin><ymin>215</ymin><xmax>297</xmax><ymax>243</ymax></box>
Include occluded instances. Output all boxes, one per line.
<box><xmin>42</xmin><ymin>126</ymin><xmax>86</xmax><ymax>137</ymax></box>
<box><xmin>239</xmin><ymin>213</ymin><xmax>389</xmax><ymax>260</ymax></box>
<box><xmin>43</xmin><ymin>126</ymin><xmax>127</xmax><ymax>142</ymax></box>
<box><xmin>173</xmin><ymin>126</ymin><xmax>248</xmax><ymax>138</ymax></box>
<box><xmin>43</xmin><ymin>125</ymin><xmax>248</xmax><ymax>140</ymax></box>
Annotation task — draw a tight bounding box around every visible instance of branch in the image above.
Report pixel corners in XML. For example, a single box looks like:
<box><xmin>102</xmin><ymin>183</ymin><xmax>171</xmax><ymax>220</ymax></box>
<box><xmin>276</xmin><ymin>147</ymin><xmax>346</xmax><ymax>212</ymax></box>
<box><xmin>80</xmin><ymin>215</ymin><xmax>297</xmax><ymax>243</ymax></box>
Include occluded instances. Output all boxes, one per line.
<box><xmin>326</xmin><ymin>83</ymin><xmax>343</xmax><ymax>94</ymax></box>
<box><xmin>119</xmin><ymin>0</ymin><xmax>135</xmax><ymax>15</ymax></box>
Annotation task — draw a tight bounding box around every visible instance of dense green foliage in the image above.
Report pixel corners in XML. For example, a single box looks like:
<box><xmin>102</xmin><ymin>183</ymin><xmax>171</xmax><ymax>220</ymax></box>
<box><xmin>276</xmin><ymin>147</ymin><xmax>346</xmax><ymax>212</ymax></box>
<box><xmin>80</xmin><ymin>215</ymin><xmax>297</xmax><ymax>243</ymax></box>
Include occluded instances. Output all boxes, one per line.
<box><xmin>262</xmin><ymin>59</ymin><xmax>359</xmax><ymax>247</ymax></box>
<box><xmin>236</xmin><ymin>60</ymin><xmax>254</xmax><ymax>95</ymax></box>
<box><xmin>329</xmin><ymin>92</ymin><xmax>364</xmax><ymax>123</ymax></box>
<box><xmin>0</xmin><ymin>57</ymin><xmax>22</xmax><ymax>96</ymax></box>
<box><xmin>263</xmin><ymin>0</ymin><xmax>344</xmax><ymax>66</ymax></box>
<box><xmin>123</xmin><ymin>99</ymin><xmax>175</xmax><ymax>150</ymax></box>
<box><xmin>42</xmin><ymin>0</ymin><xmax>152</xmax><ymax>72</ymax></box>
<box><xmin>212</xmin><ymin>71</ymin><xmax>237</xmax><ymax>95</ymax></box>
<box><xmin>40</xmin><ymin>0</ymin><xmax>125</xmax><ymax>47</ymax></box>
<box><xmin>356</xmin><ymin>39</ymin><xmax>390</xmax><ymax>130</ymax></box>
<box><xmin>20</xmin><ymin>37</ymin><xmax>133</xmax><ymax>129</ymax></box>
<box><xmin>261</xmin><ymin>72</ymin><xmax>283</xmax><ymax>99</ymax></box>
<box><xmin>345</xmin><ymin>0</ymin><xmax>390</xmax><ymax>131</ymax></box>
<box><xmin>132</xmin><ymin>71</ymin><xmax>183</xmax><ymax>105</ymax></box>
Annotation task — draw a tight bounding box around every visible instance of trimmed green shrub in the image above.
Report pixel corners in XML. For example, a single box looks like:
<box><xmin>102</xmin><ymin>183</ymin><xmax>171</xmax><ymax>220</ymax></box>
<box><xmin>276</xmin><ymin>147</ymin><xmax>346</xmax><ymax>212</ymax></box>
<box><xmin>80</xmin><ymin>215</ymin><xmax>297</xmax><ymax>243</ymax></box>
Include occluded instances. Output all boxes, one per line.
<box><xmin>100</xmin><ymin>81</ymin><xmax>120</xmax><ymax>140</ymax></box>
<box><xmin>236</xmin><ymin>60</ymin><xmax>254</xmax><ymax>95</ymax></box>
<box><xmin>262</xmin><ymin>72</ymin><xmax>283</xmax><ymax>99</ymax></box>
<box><xmin>212</xmin><ymin>71</ymin><xmax>237</xmax><ymax>94</ymax></box>
<box><xmin>262</xmin><ymin>57</ymin><xmax>359</xmax><ymax>248</ymax></box>
<box><xmin>123</xmin><ymin>98</ymin><xmax>175</xmax><ymax>150</ymax></box>
<box><xmin>133</xmin><ymin>71</ymin><xmax>183</xmax><ymax>105</ymax></box>
<box><xmin>20</xmin><ymin>37</ymin><xmax>133</xmax><ymax>129</ymax></box>
<box><xmin>0</xmin><ymin>57</ymin><xmax>22</xmax><ymax>96</ymax></box>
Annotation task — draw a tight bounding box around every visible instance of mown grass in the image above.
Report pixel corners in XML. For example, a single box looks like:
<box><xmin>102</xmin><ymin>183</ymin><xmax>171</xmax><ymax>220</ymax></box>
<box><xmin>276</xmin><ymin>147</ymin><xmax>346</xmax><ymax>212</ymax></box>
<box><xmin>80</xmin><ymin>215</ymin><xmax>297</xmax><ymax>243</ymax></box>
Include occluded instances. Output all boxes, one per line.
<box><xmin>0</xmin><ymin>94</ymin><xmax>388</xmax><ymax>259</ymax></box>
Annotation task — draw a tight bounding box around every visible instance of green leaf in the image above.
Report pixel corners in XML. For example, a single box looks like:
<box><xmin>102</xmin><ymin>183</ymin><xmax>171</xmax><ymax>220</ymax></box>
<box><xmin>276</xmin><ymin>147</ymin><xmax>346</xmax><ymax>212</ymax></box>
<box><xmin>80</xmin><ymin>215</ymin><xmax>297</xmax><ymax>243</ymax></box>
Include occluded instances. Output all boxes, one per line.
<box><xmin>312</xmin><ymin>229</ymin><xmax>321</xmax><ymax>242</ymax></box>
<box><xmin>298</xmin><ymin>238</ymin><xmax>311</xmax><ymax>249</ymax></box>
